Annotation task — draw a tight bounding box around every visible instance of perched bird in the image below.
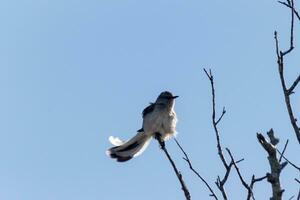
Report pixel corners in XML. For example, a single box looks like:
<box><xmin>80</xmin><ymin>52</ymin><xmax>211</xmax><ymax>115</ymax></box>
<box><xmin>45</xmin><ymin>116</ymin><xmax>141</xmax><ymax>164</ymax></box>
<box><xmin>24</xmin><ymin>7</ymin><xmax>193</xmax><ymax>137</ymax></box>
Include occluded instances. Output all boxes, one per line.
<box><xmin>106</xmin><ymin>91</ymin><xmax>179</xmax><ymax>162</ymax></box>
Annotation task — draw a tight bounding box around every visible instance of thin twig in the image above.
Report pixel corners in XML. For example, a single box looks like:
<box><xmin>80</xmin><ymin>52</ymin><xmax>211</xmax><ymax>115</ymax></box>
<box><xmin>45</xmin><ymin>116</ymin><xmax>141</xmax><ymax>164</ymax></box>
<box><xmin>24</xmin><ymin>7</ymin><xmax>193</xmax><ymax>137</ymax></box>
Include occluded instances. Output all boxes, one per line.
<box><xmin>279</xmin><ymin>139</ymin><xmax>289</xmax><ymax>162</ymax></box>
<box><xmin>275</xmin><ymin>0</ymin><xmax>300</xmax><ymax>143</ymax></box>
<box><xmin>278</xmin><ymin>1</ymin><xmax>300</xmax><ymax>21</ymax></box>
<box><xmin>174</xmin><ymin>138</ymin><xmax>218</xmax><ymax>200</ymax></box>
<box><xmin>288</xmin><ymin>75</ymin><xmax>300</xmax><ymax>95</ymax></box>
<box><xmin>282</xmin><ymin>0</ymin><xmax>295</xmax><ymax>56</ymax></box>
<box><xmin>275</xmin><ymin>31</ymin><xmax>281</xmax><ymax>60</ymax></box>
<box><xmin>249</xmin><ymin>174</ymin><xmax>268</xmax><ymax>200</ymax></box>
<box><xmin>277</xmin><ymin>149</ymin><xmax>300</xmax><ymax>172</ymax></box>
<box><xmin>155</xmin><ymin>133</ymin><xmax>191</xmax><ymax>200</ymax></box>
<box><xmin>204</xmin><ymin>68</ymin><xmax>228</xmax><ymax>169</ymax></box>
<box><xmin>204</xmin><ymin>68</ymin><xmax>234</xmax><ymax>200</ymax></box>
<box><xmin>216</xmin><ymin>107</ymin><xmax>226</xmax><ymax>125</ymax></box>
<box><xmin>215</xmin><ymin>163</ymin><xmax>233</xmax><ymax>200</ymax></box>
<box><xmin>226</xmin><ymin>148</ymin><xmax>255</xmax><ymax>200</ymax></box>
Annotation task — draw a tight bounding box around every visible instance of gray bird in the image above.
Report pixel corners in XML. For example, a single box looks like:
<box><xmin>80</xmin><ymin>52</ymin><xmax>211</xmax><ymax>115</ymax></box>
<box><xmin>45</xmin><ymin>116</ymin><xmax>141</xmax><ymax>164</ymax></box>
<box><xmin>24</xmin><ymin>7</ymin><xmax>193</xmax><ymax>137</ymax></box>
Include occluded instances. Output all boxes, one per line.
<box><xmin>106</xmin><ymin>91</ymin><xmax>178</xmax><ymax>162</ymax></box>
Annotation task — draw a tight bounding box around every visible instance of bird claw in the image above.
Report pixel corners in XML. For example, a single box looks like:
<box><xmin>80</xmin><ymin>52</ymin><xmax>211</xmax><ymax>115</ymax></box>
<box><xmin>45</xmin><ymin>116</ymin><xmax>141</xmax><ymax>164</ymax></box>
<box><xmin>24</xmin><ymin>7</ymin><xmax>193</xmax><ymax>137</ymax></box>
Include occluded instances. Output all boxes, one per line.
<box><xmin>154</xmin><ymin>132</ymin><xmax>165</xmax><ymax>148</ymax></box>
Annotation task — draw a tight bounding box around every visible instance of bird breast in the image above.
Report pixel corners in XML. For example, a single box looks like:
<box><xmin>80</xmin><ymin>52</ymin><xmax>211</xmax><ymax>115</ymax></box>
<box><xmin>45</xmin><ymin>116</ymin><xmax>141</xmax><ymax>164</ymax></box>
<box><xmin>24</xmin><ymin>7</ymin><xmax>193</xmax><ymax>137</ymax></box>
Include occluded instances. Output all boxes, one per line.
<box><xmin>143</xmin><ymin>109</ymin><xmax>177</xmax><ymax>141</ymax></box>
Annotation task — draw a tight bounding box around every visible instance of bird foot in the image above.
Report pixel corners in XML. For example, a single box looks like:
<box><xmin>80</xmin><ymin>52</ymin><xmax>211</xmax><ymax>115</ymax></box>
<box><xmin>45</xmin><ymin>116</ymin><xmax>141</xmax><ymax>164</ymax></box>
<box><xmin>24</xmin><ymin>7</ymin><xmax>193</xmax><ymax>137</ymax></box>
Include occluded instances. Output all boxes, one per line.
<box><xmin>154</xmin><ymin>132</ymin><xmax>165</xmax><ymax>149</ymax></box>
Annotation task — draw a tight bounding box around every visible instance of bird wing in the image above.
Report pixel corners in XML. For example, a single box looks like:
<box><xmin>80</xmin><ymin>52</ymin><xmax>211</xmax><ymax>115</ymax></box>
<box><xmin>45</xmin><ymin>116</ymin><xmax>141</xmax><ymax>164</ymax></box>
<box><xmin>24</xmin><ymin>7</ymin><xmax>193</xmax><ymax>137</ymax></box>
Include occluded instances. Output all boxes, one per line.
<box><xmin>142</xmin><ymin>103</ymin><xmax>155</xmax><ymax>118</ymax></box>
<box><xmin>136</xmin><ymin>103</ymin><xmax>155</xmax><ymax>132</ymax></box>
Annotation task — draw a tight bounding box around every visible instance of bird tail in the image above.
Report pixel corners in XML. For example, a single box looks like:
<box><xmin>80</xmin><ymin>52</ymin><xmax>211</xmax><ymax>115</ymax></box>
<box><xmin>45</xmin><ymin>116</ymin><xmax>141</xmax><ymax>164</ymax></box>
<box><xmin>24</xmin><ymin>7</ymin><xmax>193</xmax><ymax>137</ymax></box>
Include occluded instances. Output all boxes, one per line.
<box><xmin>106</xmin><ymin>132</ymin><xmax>152</xmax><ymax>162</ymax></box>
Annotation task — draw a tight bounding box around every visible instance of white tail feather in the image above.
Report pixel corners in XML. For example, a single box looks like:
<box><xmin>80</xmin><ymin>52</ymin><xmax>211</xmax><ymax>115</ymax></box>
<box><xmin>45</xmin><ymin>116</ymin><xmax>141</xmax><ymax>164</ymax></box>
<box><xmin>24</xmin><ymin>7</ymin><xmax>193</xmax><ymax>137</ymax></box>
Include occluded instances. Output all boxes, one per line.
<box><xmin>106</xmin><ymin>132</ymin><xmax>151</xmax><ymax>162</ymax></box>
<box><xmin>108</xmin><ymin>136</ymin><xmax>125</xmax><ymax>146</ymax></box>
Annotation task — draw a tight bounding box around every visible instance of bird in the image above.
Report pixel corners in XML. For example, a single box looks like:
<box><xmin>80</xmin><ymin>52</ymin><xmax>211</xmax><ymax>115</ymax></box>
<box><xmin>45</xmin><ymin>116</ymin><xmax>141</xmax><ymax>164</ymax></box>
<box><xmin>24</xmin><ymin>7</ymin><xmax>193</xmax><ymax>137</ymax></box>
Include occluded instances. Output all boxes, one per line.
<box><xmin>106</xmin><ymin>91</ymin><xmax>179</xmax><ymax>162</ymax></box>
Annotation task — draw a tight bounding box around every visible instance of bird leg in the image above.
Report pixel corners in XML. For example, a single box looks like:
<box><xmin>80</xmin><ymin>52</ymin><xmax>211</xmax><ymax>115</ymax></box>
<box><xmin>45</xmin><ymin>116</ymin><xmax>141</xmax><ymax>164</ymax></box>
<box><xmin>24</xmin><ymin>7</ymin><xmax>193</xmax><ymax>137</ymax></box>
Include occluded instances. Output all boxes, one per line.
<box><xmin>154</xmin><ymin>132</ymin><xmax>165</xmax><ymax>148</ymax></box>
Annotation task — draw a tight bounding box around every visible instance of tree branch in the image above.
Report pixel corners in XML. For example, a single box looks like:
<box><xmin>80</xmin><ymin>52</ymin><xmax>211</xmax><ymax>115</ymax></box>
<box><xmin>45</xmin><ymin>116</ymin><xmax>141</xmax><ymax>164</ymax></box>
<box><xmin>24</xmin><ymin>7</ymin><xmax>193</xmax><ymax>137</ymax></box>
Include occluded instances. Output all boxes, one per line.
<box><xmin>204</xmin><ymin>68</ymin><xmax>236</xmax><ymax>200</ymax></box>
<box><xmin>276</xmin><ymin>140</ymin><xmax>300</xmax><ymax>172</ymax></box>
<box><xmin>249</xmin><ymin>175</ymin><xmax>268</xmax><ymax>200</ymax></box>
<box><xmin>281</xmin><ymin>0</ymin><xmax>295</xmax><ymax>56</ymax></box>
<box><xmin>174</xmin><ymin>138</ymin><xmax>218</xmax><ymax>200</ymax></box>
<box><xmin>216</xmin><ymin>107</ymin><xmax>226</xmax><ymax>126</ymax></box>
<box><xmin>278</xmin><ymin>1</ymin><xmax>300</xmax><ymax>21</ymax></box>
<box><xmin>226</xmin><ymin>148</ymin><xmax>256</xmax><ymax>200</ymax></box>
<box><xmin>288</xmin><ymin>75</ymin><xmax>300</xmax><ymax>95</ymax></box>
<box><xmin>155</xmin><ymin>133</ymin><xmax>191</xmax><ymax>200</ymax></box>
<box><xmin>215</xmin><ymin>163</ymin><xmax>233</xmax><ymax>200</ymax></box>
<box><xmin>257</xmin><ymin>130</ymin><xmax>284</xmax><ymax>200</ymax></box>
<box><xmin>275</xmin><ymin>0</ymin><xmax>300</xmax><ymax>143</ymax></box>
<box><xmin>204</xmin><ymin>68</ymin><xmax>228</xmax><ymax>169</ymax></box>
<box><xmin>279</xmin><ymin>139</ymin><xmax>289</xmax><ymax>162</ymax></box>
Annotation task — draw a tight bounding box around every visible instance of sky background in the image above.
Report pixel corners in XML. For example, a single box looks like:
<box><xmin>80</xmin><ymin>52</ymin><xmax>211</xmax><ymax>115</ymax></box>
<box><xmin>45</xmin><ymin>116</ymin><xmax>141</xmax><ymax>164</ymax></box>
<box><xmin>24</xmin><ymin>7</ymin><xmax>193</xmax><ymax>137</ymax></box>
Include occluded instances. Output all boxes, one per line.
<box><xmin>0</xmin><ymin>0</ymin><xmax>299</xmax><ymax>199</ymax></box>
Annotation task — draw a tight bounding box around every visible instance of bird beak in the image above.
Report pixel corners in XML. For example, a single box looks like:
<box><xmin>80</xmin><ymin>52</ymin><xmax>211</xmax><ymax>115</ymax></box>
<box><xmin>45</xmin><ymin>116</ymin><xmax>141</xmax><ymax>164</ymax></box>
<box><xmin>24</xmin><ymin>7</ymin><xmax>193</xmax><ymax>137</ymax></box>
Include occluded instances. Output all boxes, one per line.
<box><xmin>172</xmin><ymin>95</ymin><xmax>179</xmax><ymax>99</ymax></box>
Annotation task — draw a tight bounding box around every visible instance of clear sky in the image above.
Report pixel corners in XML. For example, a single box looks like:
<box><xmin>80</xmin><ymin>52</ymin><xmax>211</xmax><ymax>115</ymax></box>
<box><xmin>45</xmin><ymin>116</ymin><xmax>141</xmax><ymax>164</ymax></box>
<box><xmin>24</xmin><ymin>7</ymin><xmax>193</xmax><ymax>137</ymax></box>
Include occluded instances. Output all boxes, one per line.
<box><xmin>0</xmin><ymin>0</ymin><xmax>299</xmax><ymax>199</ymax></box>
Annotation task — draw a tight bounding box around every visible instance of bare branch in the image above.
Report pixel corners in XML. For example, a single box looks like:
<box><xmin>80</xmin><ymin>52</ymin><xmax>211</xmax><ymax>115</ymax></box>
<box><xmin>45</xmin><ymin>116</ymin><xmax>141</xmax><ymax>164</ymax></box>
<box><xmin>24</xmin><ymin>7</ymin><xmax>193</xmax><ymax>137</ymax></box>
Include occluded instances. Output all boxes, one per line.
<box><xmin>204</xmin><ymin>68</ymin><xmax>229</xmax><ymax>169</ymax></box>
<box><xmin>288</xmin><ymin>75</ymin><xmax>300</xmax><ymax>95</ymax></box>
<box><xmin>216</xmin><ymin>107</ymin><xmax>226</xmax><ymax>125</ymax></box>
<box><xmin>214</xmin><ymin>162</ymin><xmax>235</xmax><ymax>200</ymax></box>
<box><xmin>174</xmin><ymin>138</ymin><xmax>218</xmax><ymax>200</ymax></box>
<box><xmin>275</xmin><ymin>0</ymin><xmax>300</xmax><ymax>143</ymax></box>
<box><xmin>281</xmin><ymin>0</ymin><xmax>295</xmax><ymax>56</ymax></box>
<box><xmin>257</xmin><ymin>130</ymin><xmax>284</xmax><ymax>200</ymax></box>
<box><xmin>277</xmin><ymin>149</ymin><xmax>300</xmax><ymax>172</ymax></box>
<box><xmin>204</xmin><ymin>68</ymin><xmax>213</xmax><ymax>81</ymax></box>
<box><xmin>219</xmin><ymin>162</ymin><xmax>233</xmax><ymax>186</ymax></box>
<box><xmin>204</xmin><ymin>68</ymin><xmax>235</xmax><ymax>199</ymax></box>
<box><xmin>253</xmin><ymin>175</ymin><xmax>268</xmax><ymax>183</ymax></box>
<box><xmin>295</xmin><ymin>178</ymin><xmax>300</xmax><ymax>184</ymax></box>
<box><xmin>274</xmin><ymin>31</ymin><xmax>281</xmax><ymax>60</ymax></box>
<box><xmin>267</xmin><ymin>129</ymin><xmax>280</xmax><ymax>145</ymax></box>
<box><xmin>279</xmin><ymin>139</ymin><xmax>289</xmax><ymax>162</ymax></box>
<box><xmin>278</xmin><ymin>1</ymin><xmax>300</xmax><ymax>21</ymax></box>
<box><xmin>226</xmin><ymin>148</ymin><xmax>255</xmax><ymax>200</ymax></box>
<box><xmin>247</xmin><ymin>174</ymin><xmax>268</xmax><ymax>200</ymax></box>
<box><xmin>226</xmin><ymin>149</ymin><xmax>249</xmax><ymax>189</ymax></box>
<box><xmin>155</xmin><ymin>133</ymin><xmax>191</xmax><ymax>200</ymax></box>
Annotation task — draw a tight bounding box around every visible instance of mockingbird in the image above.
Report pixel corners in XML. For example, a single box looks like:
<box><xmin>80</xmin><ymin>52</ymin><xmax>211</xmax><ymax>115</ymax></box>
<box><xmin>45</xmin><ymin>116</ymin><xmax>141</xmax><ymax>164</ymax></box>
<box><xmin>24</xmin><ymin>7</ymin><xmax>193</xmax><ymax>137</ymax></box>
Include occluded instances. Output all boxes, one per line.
<box><xmin>106</xmin><ymin>91</ymin><xmax>178</xmax><ymax>162</ymax></box>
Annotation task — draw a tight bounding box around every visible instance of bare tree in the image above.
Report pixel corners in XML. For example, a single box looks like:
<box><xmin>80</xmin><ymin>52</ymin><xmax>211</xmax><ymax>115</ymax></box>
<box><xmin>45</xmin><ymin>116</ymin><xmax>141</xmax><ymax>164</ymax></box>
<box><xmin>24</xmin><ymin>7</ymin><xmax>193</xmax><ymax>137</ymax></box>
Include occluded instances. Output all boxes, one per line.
<box><xmin>275</xmin><ymin>0</ymin><xmax>300</xmax><ymax>144</ymax></box>
<box><xmin>153</xmin><ymin>1</ymin><xmax>300</xmax><ymax>199</ymax></box>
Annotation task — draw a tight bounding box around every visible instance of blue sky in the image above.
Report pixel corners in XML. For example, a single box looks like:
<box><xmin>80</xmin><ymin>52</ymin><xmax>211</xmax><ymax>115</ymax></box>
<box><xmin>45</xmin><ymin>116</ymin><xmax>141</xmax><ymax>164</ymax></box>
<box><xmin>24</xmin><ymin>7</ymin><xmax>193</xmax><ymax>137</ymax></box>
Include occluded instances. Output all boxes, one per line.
<box><xmin>0</xmin><ymin>0</ymin><xmax>299</xmax><ymax>199</ymax></box>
